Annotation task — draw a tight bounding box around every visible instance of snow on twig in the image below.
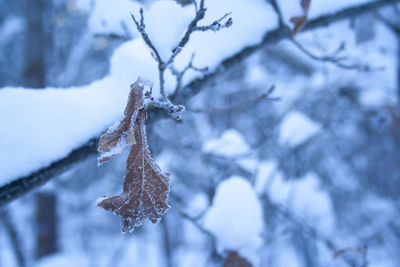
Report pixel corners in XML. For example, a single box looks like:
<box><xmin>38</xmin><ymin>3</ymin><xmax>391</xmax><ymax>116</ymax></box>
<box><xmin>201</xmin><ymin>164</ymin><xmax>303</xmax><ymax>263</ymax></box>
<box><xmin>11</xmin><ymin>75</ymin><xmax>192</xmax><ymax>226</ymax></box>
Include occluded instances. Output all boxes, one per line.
<box><xmin>130</xmin><ymin>0</ymin><xmax>232</xmax><ymax>120</ymax></box>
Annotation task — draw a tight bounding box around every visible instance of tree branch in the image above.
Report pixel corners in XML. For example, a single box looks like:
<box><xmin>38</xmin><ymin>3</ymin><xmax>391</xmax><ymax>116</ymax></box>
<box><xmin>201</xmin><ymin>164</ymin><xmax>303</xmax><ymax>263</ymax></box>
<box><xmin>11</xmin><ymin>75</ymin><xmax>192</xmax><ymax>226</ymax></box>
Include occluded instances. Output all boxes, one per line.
<box><xmin>0</xmin><ymin>138</ymin><xmax>98</xmax><ymax>207</ymax></box>
<box><xmin>131</xmin><ymin>1</ymin><xmax>231</xmax><ymax>119</ymax></box>
<box><xmin>178</xmin><ymin>0</ymin><xmax>400</xmax><ymax>102</ymax></box>
<box><xmin>1</xmin><ymin>0</ymin><xmax>399</xmax><ymax>207</ymax></box>
<box><xmin>289</xmin><ymin>36</ymin><xmax>384</xmax><ymax>71</ymax></box>
<box><xmin>187</xmin><ymin>85</ymin><xmax>278</xmax><ymax>113</ymax></box>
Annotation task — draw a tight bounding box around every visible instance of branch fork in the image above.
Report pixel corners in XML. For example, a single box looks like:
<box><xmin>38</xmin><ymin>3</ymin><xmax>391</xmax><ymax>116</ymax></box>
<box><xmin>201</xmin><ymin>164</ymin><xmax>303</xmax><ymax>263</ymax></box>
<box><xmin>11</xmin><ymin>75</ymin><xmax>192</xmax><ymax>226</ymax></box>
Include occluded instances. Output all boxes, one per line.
<box><xmin>131</xmin><ymin>0</ymin><xmax>232</xmax><ymax>120</ymax></box>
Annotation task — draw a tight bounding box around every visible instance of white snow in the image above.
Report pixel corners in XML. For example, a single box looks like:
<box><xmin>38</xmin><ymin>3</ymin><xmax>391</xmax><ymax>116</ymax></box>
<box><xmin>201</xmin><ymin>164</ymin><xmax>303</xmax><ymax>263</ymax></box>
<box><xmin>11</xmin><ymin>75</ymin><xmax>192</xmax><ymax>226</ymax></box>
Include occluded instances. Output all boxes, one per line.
<box><xmin>0</xmin><ymin>0</ymin><xmax>382</xmax><ymax>186</ymax></box>
<box><xmin>203</xmin><ymin>129</ymin><xmax>250</xmax><ymax>157</ymax></box>
<box><xmin>0</xmin><ymin>77</ymin><xmax>128</xmax><ymax>184</ymax></box>
<box><xmin>144</xmin><ymin>1</ymin><xmax>193</xmax><ymax>61</ymax></box>
<box><xmin>203</xmin><ymin>176</ymin><xmax>263</xmax><ymax>264</ymax></box>
<box><xmin>174</xmin><ymin>0</ymin><xmax>277</xmax><ymax>72</ymax></box>
<box><xmin>278</xmin><ymin>111</ymin><xmax>322</xmax><ymax>147</ymax></box>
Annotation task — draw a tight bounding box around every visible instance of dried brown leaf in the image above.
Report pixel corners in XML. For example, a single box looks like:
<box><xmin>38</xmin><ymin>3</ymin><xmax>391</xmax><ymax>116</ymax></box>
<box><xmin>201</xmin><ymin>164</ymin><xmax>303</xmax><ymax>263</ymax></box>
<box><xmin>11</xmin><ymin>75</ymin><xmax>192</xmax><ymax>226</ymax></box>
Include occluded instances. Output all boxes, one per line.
<box><xmin>97</xmin><ymin>79</ymin><xmax>146</xmax><ymax>164</ymax></box>
<box><xmin>223</xmin><ymin>251</ymin><xmax>252</xmax><ymax>267</ymax></box>
<box><xmin>97</xmin><ymin>78</ymin><xmax>171</xmax><ymax>232</ymax></box>
<box><xmin>290</xmin><ymin>0</ymin><xmax>311</xmax><ymax>35</ymax></box>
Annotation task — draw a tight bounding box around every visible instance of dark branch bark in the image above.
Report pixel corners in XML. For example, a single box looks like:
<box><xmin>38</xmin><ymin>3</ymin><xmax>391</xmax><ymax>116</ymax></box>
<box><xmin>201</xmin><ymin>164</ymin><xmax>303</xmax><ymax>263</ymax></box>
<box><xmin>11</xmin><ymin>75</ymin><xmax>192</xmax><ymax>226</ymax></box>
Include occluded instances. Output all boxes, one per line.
<box><xmin>0</xmin><ymin>0</ymin><xmax>399</xmax><ymax>207</ymax></box>
<box><xmin>0</xmin><ymin>138</ymin><xmax>98</xmax><ymax>207</ymax></box>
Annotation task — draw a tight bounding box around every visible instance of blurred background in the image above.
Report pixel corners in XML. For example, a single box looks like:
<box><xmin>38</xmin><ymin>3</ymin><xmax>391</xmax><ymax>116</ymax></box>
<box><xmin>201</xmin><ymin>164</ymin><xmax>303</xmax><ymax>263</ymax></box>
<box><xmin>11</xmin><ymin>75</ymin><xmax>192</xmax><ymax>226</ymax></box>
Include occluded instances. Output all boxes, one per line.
<box><xmin>0</xmin><ymin>0</ymin><xmax>400</xmax><ymax>266</ymax></box>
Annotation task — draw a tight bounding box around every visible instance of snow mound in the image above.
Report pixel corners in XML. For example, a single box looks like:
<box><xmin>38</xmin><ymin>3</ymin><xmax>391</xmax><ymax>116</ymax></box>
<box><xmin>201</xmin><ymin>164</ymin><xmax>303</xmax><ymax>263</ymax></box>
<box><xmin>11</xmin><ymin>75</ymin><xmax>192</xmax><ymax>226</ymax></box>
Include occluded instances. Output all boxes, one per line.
<box><xmin>203</xmin><ymin>176</ymin><xmax>263</xmax><ymax>264</ymax></box>
<box><xmin>203</xmin><ymin>129</ymin><xmax>250</xmax><ymax>157</ymax></box>
<box><xmin>279</xmin><ymin>111</ymin><xmax>321</xmax><ymax>147</ymax></box>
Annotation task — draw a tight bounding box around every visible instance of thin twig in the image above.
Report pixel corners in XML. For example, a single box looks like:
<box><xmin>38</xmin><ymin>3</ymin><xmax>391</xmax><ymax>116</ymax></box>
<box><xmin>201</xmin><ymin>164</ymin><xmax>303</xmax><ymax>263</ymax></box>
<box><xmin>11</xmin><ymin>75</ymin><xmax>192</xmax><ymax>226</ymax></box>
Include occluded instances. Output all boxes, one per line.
<box><xmin>268</xmin><ymin>0</ymin><xmax>285</xmax><ymax>27</ymax></box>
<box><xmin>194</xmin><ymin>13</ymin><xmax>233</xmax><ymax>32</ymax></box>
<box><xmin>170</xmin><ymin>54</ymin><xmax>208</xmax><ymax>99</ymax></box>
<box><xmin>130</xmin><ymin>11</ymin><xmax>162</xmax><ymax>63</ymax></box>
<box><xmin>289</xmin><ymin>36</ymin><xmax>385</xmax><ymax>71</ymax></box>
<box><xmin>171</xmin><ymin>201</ymin><xmax>217</xmax><ymax>243</ymax></box>
<box><xmin>268</xmin><ymin>0</ymin><xmax>384</xmax><ymax>71</ymax></box>
<box><xmin>167</xmin><ymin>0</ymin><xmax>232</xmax><ymax>66</ymax></box>
<box><xmin>131</xmin><ymin>0</ymin><xmax>232</xmax><ymax>118</ymax></box>
<box><xmin>188</xmin><ymin>85</ymin><xmax>278</xmax><ymax>113</ymax></box>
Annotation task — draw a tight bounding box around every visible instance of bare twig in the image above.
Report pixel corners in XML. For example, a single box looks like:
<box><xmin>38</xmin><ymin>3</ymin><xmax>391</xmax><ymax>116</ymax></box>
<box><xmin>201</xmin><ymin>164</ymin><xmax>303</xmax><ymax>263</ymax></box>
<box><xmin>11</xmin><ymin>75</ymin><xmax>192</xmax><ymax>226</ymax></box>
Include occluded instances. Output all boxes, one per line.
<box><xmin>167</xmin><ymin>0</ymin><xmax>232</xmax><ymax>66</ymax></box>
<box><xmin>188</xmin><ymin>85</ymin><xmax>278</xmax><ymax>113</ymax></box>
<box><xmin>268</xmin><ymin>0</ymin><xmax>285</xmax><ymax>27</ymax></box>
<box><xmin>289</xmin><ymin>36</ymin><xmax>385</xmax><ymax>71</ymax></box>
<box><xmin>131</xmin><ymin>0</ymin><xmax>232</xmax><ymax>119</ymax></box>
<box><xmin>170</xmin><ymin>54</ymin><xmax>208</xmax><ymax>99</ymax></box>
<box><xmin>193</xmin><ymin>13</ymin><xmax>233</xmax><ymax>32</ymax></box>
<box><xmin>268</xmin><ymin>0</ymin><xmax>383</xmax><ymax>71</ymax></box>
<box><xmin>130</xmin><ymin>11</ymin><xmax>162</xmax><ymax>63</ymax></box>
<box><xmin>170</xmin><ymin>200</ymin><xmax>217</xmax><ymax>242</ymax></box>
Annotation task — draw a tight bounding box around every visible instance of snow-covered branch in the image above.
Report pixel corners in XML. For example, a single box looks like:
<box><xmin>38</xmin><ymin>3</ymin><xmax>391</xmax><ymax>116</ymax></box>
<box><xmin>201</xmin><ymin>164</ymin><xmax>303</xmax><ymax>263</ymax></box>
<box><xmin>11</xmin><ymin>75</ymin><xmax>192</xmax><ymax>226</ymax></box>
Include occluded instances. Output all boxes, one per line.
<box><xmin>0</xmin><ymin>0</ymin><xmax>399</xmax><ymax>208</ymax></box>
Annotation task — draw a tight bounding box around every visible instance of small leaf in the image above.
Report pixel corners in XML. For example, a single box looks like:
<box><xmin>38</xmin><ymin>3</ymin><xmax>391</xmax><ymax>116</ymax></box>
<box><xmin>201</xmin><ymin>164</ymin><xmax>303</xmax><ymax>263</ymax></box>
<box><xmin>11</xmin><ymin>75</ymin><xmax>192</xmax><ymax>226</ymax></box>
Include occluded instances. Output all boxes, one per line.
<box><xmin>97</xmin><ymin>80</ymin><xmax>146</xmax><ymax>165</ymax></box>
<box><xmin>223</xmin><ymin>251</ymin><xmax>252</xmax><ymax>267</ymax></box>
<box><xmin>97</xmin><ymin>78</ymin><xmax>171</xmax><ymax>232</ymax></box>
<box><xmin>290</xmin><ymin>0</ymin><xmax>311</xmax><ymax>35</ymax></box>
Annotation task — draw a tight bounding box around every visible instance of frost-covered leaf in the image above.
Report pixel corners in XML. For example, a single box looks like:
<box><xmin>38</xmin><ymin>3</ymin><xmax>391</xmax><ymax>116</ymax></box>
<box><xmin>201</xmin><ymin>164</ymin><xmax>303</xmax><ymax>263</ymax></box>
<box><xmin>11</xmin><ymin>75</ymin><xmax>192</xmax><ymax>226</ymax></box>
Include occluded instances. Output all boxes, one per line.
<box><xmin>97</xmin><ymin>79</ymin><xmax>146</xmax><ymax>164</ymax></box>
<box><xmin>289</xmin><ymin>0</ymin><xmax>311</xmax><ymax>35</ymax></box>
<box><xmin>97</xmin><ymin>78</ymin><xmax>171</xmax><ymax>232</ymax></box>
<box><xmin>223</xmin><ymin>251</ymin><xmax>252</xmax><ymax>267</ymax></box>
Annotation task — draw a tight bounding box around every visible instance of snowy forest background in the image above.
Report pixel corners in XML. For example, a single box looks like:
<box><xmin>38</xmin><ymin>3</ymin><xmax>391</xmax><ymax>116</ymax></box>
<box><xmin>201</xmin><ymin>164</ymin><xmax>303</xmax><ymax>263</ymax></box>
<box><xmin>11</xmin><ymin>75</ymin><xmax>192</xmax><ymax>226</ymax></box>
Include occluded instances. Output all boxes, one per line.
<box><xmin>0</xmin><ymin>0</ymin><xmax>400</xmax><ymax>266</ymax></box>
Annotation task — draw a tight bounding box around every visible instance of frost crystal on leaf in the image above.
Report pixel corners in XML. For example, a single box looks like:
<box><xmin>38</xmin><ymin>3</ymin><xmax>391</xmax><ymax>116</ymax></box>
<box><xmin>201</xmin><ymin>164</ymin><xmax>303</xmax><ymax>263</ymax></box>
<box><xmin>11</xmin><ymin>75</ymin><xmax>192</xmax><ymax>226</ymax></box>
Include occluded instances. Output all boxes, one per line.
<box><xmin>97</xmin><ymin>79</ymin><xmax>145</xmax><ymax>165</ymax></box>
<box><xmin>97</xmin><ymin>78</ymin><xmax>171</xmax><ymax>232</ymax></box>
